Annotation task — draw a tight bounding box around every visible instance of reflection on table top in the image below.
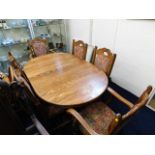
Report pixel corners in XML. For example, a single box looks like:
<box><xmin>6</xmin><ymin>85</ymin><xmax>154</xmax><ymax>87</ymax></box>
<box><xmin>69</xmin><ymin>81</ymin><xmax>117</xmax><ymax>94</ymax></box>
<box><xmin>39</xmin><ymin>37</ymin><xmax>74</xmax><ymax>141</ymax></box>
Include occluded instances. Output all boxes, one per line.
<box><xmin>24</xmin><ymin>53</ymin><xmax>108</xmax><ymax>107</ymax></box>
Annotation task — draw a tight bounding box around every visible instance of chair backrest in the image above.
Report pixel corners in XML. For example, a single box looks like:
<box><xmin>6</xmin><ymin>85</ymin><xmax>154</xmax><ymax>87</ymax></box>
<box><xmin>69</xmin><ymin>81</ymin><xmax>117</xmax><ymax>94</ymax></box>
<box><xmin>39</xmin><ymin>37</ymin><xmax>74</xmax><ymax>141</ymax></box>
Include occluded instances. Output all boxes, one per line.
<box><xmin>8</xmin><ymin>52</ymin><xmax>20</xmax><ymax>70</ymax></box>
<box><xmin>92</xmin><ymin>48</ymin><xmax>116</xmax><ymax>77</ymax></box>
<box><xmin>122</xmin><ymin>85</ymin><xmax>153</xmax><ymax>120</ymax></box>
<box><xmin>72</xmin><ymin>39</ymin><xmax>88</xmax><ymax>60</ymax></box>
<box><xmin>8</xmin><ymin>52</ymin><xmax>29</xmax><ymax>83</ymax></box>
<box><xmin>28</xmin><ymin>38</ymin><xmax>49</xmax><ymax>57</ymax></box>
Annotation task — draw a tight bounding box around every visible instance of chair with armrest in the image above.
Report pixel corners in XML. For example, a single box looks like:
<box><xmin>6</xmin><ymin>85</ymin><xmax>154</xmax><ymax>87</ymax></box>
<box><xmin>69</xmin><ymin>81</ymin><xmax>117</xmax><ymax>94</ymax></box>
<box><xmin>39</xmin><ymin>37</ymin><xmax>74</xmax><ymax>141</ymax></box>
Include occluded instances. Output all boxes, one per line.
<box><xmin>67</xmin><ymin>85</ymin><xmax>153</xmax><ymax>135</ymax></box>
<box><xmin>72</xmin><ymin>39</ymin><xmax>88</xmax><ymax>60</ymax></box>
<box><xmin>10</xmin><ymin>81</ymin><xmax>49</xmax><ymax>135</ymax></box>
<box><xmin>91</xmin><ymin>48</ymin><xmax>116</xmax><ymax>77</ymax></box>
<box><xmin>10</xmin><ymin>65</ymin><xmax>64</xmax><ymax>122</ymax></box>
<box><xmin>0</xmin><ymin>79</ymin><xmax>49</xmax><ymax>135</ymax></box>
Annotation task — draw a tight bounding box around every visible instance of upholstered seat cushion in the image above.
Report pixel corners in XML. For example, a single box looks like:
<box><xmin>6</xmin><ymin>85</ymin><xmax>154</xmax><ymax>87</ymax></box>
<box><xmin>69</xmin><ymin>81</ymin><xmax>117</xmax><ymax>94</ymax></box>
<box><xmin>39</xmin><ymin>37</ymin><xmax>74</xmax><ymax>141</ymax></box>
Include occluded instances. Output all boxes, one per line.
<box><xmin>81</xmin><ymin>102</ymin><xmax>115</xmax><ymax>135</ymax></box>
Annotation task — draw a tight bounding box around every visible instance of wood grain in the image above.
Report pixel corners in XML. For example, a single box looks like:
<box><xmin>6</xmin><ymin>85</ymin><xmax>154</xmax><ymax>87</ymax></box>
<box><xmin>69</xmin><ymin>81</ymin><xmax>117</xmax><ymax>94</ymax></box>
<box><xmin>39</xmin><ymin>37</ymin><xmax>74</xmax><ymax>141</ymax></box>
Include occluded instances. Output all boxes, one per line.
<box><xmin>24</xmin><ymin>53</ymin><xmax>108</xmax><ymax>107</ymax></box>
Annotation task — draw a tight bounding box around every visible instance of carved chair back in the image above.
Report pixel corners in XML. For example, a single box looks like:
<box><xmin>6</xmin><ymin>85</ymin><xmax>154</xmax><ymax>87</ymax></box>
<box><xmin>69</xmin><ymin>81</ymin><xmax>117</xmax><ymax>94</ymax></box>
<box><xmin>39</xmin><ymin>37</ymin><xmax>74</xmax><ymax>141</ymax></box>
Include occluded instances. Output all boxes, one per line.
<box><xmin>28</xmin><ymin>38</ymin><xmax>49</xmax><ymax>57</ymax></box>
<box><xmin>72</xmin><ymin>39</ymin><xmax>88</xmax><ymax>60</ymax></box>
<box><xmin>92</xmin><ymin>48</ymin><xmax>116</xmax><ymax>77</ymax></box>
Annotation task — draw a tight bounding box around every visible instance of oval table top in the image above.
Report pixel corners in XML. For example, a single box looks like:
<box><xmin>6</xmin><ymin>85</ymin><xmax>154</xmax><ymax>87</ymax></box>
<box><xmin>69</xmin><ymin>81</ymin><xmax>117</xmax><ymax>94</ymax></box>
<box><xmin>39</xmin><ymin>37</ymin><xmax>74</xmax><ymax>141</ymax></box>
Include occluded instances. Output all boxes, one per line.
<box><xmin>23</xmin><ymin>53</ymin><xmax>108</xmax><ymax>107</ymax></box>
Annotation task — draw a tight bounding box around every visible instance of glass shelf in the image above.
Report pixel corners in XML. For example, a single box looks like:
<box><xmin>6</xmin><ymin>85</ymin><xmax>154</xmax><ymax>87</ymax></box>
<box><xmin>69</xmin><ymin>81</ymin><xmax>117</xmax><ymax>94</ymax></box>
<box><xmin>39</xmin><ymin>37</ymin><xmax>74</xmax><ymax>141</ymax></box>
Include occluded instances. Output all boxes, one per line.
<box><xmin>0</xmin><ymin>25</ymin><xmax>27</xmax><ymax>30</ymax></box>
<box><xmin>0</xmin><ymin>41</ymin><xmax>28</xmax><ymax>47</ymax></box>
<box><xmin>31</xmin><ymin>19</ymin><xmax>66</xmax><ymax>51</ymax></box>
<box><xmin>31</xmin><ymin>19</ymin><xmax>63</xmax><ymax>27</ymax></box>
<box><xmin>0</xmin><ymin>19</ymin><xmax>30</xmax><ymax>72</ymax></box>
<box><xmin>0</xmin><ymin>19</ymin><xmax>67</xmax><ymax>73</ymax></box>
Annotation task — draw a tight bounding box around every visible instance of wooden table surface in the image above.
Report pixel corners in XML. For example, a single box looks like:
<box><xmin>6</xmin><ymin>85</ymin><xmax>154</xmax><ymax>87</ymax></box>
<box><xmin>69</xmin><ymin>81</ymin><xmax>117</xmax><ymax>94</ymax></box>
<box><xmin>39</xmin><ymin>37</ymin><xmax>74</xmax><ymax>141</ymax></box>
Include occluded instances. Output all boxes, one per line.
<box><xmin>23</xmin><ymin>53</ymin><xmax>108</xmax><ymax>107</ymax></box>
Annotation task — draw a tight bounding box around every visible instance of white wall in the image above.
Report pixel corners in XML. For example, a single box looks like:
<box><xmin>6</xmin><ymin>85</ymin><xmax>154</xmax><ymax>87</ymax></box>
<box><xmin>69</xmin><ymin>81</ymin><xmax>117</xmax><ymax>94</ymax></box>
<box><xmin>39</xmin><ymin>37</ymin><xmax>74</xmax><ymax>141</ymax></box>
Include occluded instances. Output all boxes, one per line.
<box><xmin>66</xmin><ymin>19</ymin><xmax>155</xmax><ymax>96</ymax></box>
<box><xmin>66</xmin><ymin>19</ymin><xmax>91</xmax><ymax>51</ymax></box>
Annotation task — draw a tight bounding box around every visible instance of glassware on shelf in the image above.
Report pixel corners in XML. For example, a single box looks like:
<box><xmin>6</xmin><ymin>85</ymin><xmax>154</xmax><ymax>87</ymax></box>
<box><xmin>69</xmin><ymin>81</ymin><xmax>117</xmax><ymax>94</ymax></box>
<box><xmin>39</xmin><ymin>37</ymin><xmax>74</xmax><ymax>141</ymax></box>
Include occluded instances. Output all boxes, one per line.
<box><xmin>2</xmin><ymin>20</ymin><xmax>10</xmax><ymax>29</ymax></box>
<box><xmin>2</xmin><ymin>38</ymin><xmax>14</xmax><ymax>46</ymax></box>
<box><xmin>0</xmin><ymin>20</ymin><xmax>3</xmax><ymax>28</ymax></box>
<box><xmin>40</xmin><ymin>33</ymin><xmax>50</xmax><ymax>39</ymax></box>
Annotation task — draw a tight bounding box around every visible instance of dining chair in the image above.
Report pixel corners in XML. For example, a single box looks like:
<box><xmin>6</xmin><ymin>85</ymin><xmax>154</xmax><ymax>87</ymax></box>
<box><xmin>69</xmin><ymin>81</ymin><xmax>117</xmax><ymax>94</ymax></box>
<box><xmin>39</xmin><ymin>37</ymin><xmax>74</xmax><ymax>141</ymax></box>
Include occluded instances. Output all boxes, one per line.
<box><xmin>67</xmin><ymin>85</ymin><xmax>153</xmax><ymax>135</ymax></box>
<box><xmin>10</xmin><ymin>65</ymin><xmax>63</xmax><ymax>121</ymax></box>
<box><xmin>72</xmin><ymin>39</ymin><xmax>88</xmax><ymax>60</ymax></box>
<box><xmin>27</xmin><ymin>38</ymin><xmax>49</xmax><ymax>58</ymax></box>
<box><xmin>10</xmin><ymin>81</ymin><xmax>50</xmax><ymax>135</ymax></box>
<box><xmin>91</xmin><ymin>48</ymin><xmax>116</xmax><ymax>77</ymax></box>
<box><xmin>7</xmin><ymin>66</ymin><xmax>49</xmax><ymax>134</ymax></box>
<box><xmin>0</xmin><ymin>79</ymin><xmax>49</xmax><ymax>135</ymax></box>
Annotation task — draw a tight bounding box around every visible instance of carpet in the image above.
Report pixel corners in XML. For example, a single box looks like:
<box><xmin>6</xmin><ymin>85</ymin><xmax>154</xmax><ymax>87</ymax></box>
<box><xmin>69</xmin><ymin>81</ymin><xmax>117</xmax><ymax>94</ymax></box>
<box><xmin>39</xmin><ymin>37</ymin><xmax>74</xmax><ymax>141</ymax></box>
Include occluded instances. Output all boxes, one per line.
<box><xmin>107</xmin><ymin>81</ymin><xmax>155</xmax><ymax>135</ymax></box>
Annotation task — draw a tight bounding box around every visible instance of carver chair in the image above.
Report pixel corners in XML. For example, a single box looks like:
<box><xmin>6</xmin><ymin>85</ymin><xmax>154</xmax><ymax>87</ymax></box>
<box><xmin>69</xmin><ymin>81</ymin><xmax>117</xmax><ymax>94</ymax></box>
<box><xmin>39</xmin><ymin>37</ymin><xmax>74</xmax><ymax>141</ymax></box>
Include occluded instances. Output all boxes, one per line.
<box><xmin>0</xmin><ymin>79</ymin><xmax>49</xmax><ymax>135</ymax></box>
<box><xmin>67</xmin><ymin>85</ymin><xmax>153</xmax><ymax>135</ymax></box>
<box><xmin>91</xmin><ymin>48</ymin><xmax>116</xmax><ymax>77</ymax></box>
<box><xmin>72</xmin><ymin>39</ymin><xmax>88</xmax><ymax>60</ymax></box>
<box><xmin>10</xmin><ymin>65</ymin><xmax>63</xmax><ymax>121</ymax></box>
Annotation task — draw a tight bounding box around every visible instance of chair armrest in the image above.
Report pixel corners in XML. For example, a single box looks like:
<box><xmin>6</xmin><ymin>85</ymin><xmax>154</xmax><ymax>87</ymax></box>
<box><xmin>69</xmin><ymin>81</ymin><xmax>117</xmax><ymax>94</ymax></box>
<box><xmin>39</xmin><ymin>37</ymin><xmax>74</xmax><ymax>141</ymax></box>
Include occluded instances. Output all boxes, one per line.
<box><xmin>67</xmin><ymin>108</ymin><xmax>98</xmax><ymax>135</ymax></box>
<box><xmin>9</xmin><ymin>66</ymin><xmax>35</xmax><ymax>96</ymax></box>
<box><xmin>31</xmin><ymin>115</ymin><xmax>49</xmax><ymax>135</ymax></box>
<box><xmin>8</xmin><ymin>66</ymin><xmax>15</xmax><ymax>83</ymax></box>
<box><xmin>122</xmin><ymin>93</ymin><xmax>150</xmax><ymax>120</ymax></box>
<box><xmin>107</xmin><ymin>87</ymin><xmax>134</xmax><ymax>108</ymax></box>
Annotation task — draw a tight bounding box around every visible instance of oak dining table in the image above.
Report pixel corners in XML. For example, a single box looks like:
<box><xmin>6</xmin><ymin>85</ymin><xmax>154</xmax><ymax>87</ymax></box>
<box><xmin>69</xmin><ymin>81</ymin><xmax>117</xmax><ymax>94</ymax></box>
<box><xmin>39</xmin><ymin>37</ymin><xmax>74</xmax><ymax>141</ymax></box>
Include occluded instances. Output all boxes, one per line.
<box><xmin>23</xmin><ymin>52</ymin><xmax>108</xmax><ymax>107</ymax></box>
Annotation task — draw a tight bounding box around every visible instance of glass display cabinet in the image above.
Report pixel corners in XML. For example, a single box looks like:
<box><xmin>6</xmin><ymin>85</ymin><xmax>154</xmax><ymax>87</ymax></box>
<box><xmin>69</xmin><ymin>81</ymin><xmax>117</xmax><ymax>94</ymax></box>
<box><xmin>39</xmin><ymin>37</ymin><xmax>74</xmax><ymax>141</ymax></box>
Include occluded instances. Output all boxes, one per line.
<box><xmin>0</xmin><ymin>19</ymin><xmax>31</xmax><ymax>72</ymax></box>
<box><xmin>31</xmin><ymin>19</ymin><xmax>66</xmax><ymax>51</ymax></box>
<box><xmin>0</xmin><ymin>19</ymin><xmax>67</xmax><ymax>73</ymax></box>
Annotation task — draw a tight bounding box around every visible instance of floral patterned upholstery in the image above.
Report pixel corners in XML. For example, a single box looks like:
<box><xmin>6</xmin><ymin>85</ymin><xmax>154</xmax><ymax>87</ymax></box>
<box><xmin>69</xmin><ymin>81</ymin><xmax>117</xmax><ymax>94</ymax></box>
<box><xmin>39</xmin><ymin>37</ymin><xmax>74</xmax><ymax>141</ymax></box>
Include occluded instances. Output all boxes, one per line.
<box><xmin>72</xmin><ymin>40</ymin><xmax>88</xmax><ymax>60</ymax></box>
<box><xmin>74</xmin><ymin>45</ymin><xmax>86</xmax><ymax>60</ymax></box>
<box><xmin>32</xmin><ymin>41</ymin><xmax>48</xmax><ymax>56</ymax></box>
<box><xmin>93</xmin><ymin>48</ymin><xmax>115</xmax><ymax>76</ymax></box>
<box><xmin>94</xmin><ymin>54</ymin><xmax>110</xmax><ymax>71</ymax></box>
<box><xmin>81</xmin><ymin>102</ymin><xmax>115</xmax><ymax>135</ymax></box>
